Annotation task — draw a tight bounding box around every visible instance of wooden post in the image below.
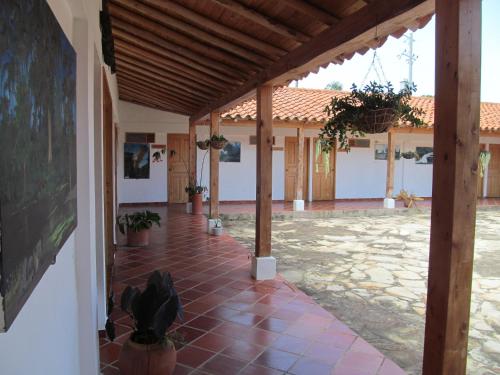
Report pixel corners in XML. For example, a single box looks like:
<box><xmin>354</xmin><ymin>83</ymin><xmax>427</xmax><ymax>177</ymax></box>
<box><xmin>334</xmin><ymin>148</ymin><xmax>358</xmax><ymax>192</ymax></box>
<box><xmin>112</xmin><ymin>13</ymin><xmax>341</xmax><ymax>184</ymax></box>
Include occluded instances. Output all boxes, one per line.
<box><xmin>423</xmin><ymin>1</ymin><xmax>481</xmax><ymax>374</ymax></box>
<box><xmin>386</xmin><ymin>130</ymin><xmax>395</xmax><ymax>198</ymax></box>
<box><xmin>209</xmin><ymin>112</ymin><xmax>220</xmax><ymax>219</ymax></box>
<box><xmin>188</xmin><ymin>120</ymin><xmax>197</xmax><ymax>186</ymax></box>
<box><xmin>255</xmin><ymin>85</ymin><xmax>273</xmax><ymax>258</ymax></box>
<box><xmin>296</xmin><ymin>127</ymin><xmax>305</xmax><ymax>201</ymax></box>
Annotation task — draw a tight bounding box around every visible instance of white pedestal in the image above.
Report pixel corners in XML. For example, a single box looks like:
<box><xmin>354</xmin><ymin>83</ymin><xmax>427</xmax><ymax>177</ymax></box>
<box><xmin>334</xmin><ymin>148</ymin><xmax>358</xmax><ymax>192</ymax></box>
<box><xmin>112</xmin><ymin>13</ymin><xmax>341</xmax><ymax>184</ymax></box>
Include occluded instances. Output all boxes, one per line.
<box><xmin>384</xmin><ymin>198</ymin><xmax>396</xmax><ymax>209</ymax></box>
<box><xmin>251</xmin><ymin>256</ymin><xmax>277</xmax><ymax>280</ymax></box>
<box><xmin>186</xmin><ymin>202</ymin><xmax>192</xmax><ymax>214</ymax></box>
<box><xmin>207</xmin><ymin>218</ymin><xmax>218</xmax><ymax>233</ymax></box>
<box><xmin>293</xmin><ymin>199</ymin><xmax>305</xmax><ymax>211</ymax></box>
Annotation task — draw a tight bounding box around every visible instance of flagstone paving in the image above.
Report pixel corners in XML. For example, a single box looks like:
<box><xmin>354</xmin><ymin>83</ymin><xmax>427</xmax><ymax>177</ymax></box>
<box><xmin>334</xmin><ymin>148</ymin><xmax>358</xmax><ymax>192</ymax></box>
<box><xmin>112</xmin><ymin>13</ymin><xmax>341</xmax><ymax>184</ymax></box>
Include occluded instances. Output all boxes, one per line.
<box><xmin>225</xmin><ymin>211</ymin><xmax>500</xmax><ymax>375</ymax></box>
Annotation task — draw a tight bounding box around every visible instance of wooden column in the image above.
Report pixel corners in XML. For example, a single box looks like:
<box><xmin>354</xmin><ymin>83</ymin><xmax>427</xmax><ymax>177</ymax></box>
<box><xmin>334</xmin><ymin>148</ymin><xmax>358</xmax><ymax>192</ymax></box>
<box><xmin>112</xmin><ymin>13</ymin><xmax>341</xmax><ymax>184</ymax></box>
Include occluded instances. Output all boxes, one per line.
<box><xmin>209</xmin><ymin>112</ymin><xmax>220</xmax><ymax>219</ymax></box>
<box><xmin>188</xmin><ymin>120</ymin><xmax>197</xmax><ymax>186</ymax></box>
<box><xmin>256</xmin><ymin>85</ymin><xmax>273</xmax><ymax>257</ymax></box>
<box><xmin>423</xmin><ymin>1</ymin><xmax>481</xmax><ymax>374</ymax></box>
<box><xmin>296</xmin><ymin>127</ymin><xmax>305</xmax><ymax>201</ymax></box>
<box><xmin>386</xmin><ymin>130</ymin><xmax>395</xmax><ymax>198</ymax></box>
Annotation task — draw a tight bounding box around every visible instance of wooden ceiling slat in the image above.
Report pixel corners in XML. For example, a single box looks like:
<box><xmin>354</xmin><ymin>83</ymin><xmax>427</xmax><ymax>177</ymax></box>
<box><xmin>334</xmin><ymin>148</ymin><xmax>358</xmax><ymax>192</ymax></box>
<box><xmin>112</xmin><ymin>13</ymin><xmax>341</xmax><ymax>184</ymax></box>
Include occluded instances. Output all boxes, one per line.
<box><xmin>208</xmin><ymin>0</ymin><xmax>310</xmax><ymax>44</ymax></box>
<box><xmin>113</xmin><ymin>22</ymin><xmax>243</xmax><ymax>83</ymax></box>
<box><xmin>118</xmin><ymin>66</ymin><xmax>207</xmax><ymax>103</ymax></box>
<box><xmin>116</xmin><ymin>54</ymin><xmax>221</xmax><ymax>96</ymax></box>
<box><xmin>108</xmin><ymin>3</ymin><xmax>260</xmax><ymax>73</ymax></box>
<box><xmin>144</xmin><ymin>0</ymin><xmax>288</xmax><ymax>57</ymax></box>
<box><xmin>117</xmin><ymin>73</ymin><xmax>204</xmax><ymax>107</ymax></box>
<box><xmin>115</xmin><ymin>39</ymin><xmax>233</xmax><ymax>91</ymax></box>
<box><xmin>116</xmin><ymin>58</ymin><xmax>213</xmax><ymax>101</ymax></box>
<box><xmin>110</xmin><ymin>0</ymin><xmax>274</xmax><ymax>66</ymax></box>
<box><xmin>191</xmin><ymin>0</ymin><xmax>431</xmax><ymax>120</ymax></box>
<box><xmin>282</xmin><ymin>0</ymin><xmax>340</xmax><ymax>25</ymax></box>
<box><xmin>120</xmin><ymin>85</ymin><xmax>196</xmax><ymax>113</ymax></box>
<box><xmin>120</xmin><ymin>93</ymin><xmax>192</xmax><ymax>115</ymax></box>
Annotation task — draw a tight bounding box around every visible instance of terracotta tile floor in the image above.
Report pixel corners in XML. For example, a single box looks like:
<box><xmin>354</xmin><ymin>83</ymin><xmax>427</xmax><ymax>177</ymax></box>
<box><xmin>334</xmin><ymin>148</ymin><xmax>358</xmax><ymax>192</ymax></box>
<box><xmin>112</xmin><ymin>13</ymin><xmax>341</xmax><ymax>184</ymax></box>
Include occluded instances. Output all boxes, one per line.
<box><xmin>215</xmin><ymin>198</ymin><xmax>500</xmax><ymax>215</ymax></box>
<box><xmin>99</xmin><ymin>205</ymin><xmax>408</xmax><ymax>374</ymax></box>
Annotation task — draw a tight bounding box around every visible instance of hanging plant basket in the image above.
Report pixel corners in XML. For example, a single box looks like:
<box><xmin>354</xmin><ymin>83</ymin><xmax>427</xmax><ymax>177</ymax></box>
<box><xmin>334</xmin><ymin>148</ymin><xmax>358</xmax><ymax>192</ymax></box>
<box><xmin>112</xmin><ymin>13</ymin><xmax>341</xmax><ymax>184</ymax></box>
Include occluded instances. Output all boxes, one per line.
<box><xmin>196</xmin><ymin>140</ymin><xmax>210</xmax><ymax>150</ymax></box>
<box><xmin>359</xmin><ymin>108</ymin><xmax>398</xmax><ymax>134</ymax></box>
<box><xmin>210</xmin><ymin>140</ymin><xmax>227</xmax><ymax>150</ymax></box>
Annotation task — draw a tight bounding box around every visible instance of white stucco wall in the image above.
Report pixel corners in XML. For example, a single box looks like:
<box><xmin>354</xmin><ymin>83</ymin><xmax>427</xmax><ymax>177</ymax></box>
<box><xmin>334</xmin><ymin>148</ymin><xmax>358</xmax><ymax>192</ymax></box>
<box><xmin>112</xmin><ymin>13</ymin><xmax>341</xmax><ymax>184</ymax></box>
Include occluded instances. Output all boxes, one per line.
<box><xmin>0</xmin><ymin>0</ymin><xmax>112</xmax><ymax>374</ymax></box>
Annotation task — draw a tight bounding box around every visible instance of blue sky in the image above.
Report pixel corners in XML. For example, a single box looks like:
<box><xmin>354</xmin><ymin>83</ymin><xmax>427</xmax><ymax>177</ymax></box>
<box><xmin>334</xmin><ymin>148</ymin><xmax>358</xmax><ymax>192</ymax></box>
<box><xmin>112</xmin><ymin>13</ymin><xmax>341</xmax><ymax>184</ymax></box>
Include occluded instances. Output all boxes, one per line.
<box><xmin>297</xmin><ymin>0</ymin><xmax>500</xmax><ymax>103</ymax></box>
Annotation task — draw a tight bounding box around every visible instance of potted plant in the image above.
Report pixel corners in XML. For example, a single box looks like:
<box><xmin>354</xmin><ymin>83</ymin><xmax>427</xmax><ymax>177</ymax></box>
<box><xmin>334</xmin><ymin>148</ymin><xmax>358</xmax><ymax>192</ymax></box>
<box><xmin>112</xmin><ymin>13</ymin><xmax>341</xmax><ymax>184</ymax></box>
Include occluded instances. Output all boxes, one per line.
<box><xmin>106</xmin><ymin>271</ymin><xmax>183</xmax><ymax>375</ymax></box>
<box><xmin>401</xmin><ymin>151</ymin><xmax>418</xmax><ymax>160</ymax></box>
<box><xmin>395</xmin><ymin>189</ymin><xmax>423</xmax><ymax>208</ymax></box>
<box><xmin>320</xmin><ymin>82</ymin><xmax>425</xmax><ymax>151</ymax></box>
<box><xmin>196</xmin><ymin>139</ymin><xmax>210</xmax><ymax>150</ymax></box>
<box><xmin>211</xmin><ymin>219</ymin><xmax>223</xmax><ymax>236</ymax></box>
<box><xmin>185</xmin><ymin>183</ymin><xmax>207</xmax><ymax>215</ymax></box>
<box><xmin>210</xmin><ymin>134</ymin><xmax>228</xmax><ymax>150</ymax></box>
<box><xmin>117</xmin><ymin>210</ymin><xmax>161</xmax><ymax>246</ymax></box>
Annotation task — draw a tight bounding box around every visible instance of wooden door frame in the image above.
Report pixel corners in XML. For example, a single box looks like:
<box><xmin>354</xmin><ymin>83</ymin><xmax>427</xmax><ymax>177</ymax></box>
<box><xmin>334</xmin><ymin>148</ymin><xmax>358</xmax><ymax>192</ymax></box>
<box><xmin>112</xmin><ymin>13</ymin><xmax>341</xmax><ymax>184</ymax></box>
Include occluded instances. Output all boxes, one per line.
<box><xmin>284</xmin><ymin>136</ymin><xmax>309</xmax><ymax>201</ymax></box>
<box><xmin>312</xmin><ymin>137</ymin><xmax>336</xmax><ymax>201</ymax></box>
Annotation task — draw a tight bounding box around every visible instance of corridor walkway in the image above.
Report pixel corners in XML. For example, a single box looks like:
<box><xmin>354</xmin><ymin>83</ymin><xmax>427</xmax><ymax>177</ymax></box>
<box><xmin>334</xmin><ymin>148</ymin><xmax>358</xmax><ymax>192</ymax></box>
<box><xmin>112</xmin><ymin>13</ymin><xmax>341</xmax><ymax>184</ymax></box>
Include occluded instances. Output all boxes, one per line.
<box><xmin>100</xmin><ymin>205</ymin><xmax>405</xmax><ymax>375</ymax></box>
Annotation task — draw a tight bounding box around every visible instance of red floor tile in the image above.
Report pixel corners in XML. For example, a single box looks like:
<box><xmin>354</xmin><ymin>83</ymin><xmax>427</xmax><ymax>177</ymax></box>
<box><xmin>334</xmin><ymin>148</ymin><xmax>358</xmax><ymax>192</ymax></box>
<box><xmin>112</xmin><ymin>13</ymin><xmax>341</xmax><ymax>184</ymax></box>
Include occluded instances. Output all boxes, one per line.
<box><xmin>99</xmin><ymin>205</ymin><xmax>406</xmax><ymax>375</ymax></box>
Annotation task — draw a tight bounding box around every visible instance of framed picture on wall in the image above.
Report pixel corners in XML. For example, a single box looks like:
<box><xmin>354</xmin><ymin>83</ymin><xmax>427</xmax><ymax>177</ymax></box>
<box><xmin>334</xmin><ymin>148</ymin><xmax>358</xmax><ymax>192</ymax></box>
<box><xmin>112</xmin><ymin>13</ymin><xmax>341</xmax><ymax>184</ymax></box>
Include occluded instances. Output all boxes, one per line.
<box><xmin>374</xmin><ymin>144</ymin><xmax>401</xmax><ymax>160</ymax></box>
<box><xmin>220</xmin><ymin>142</ymin><xmax>241</xmax><ymax>162</ymax></box>
<box><xmin>124</xmin><ymin>143</ymin><xmax>150</xmax><ymax>178</ymax></box>
<box><xmin>415</xmin><ymin>147</ymin><xmax>434</xmax><ymax>164</ymax></box>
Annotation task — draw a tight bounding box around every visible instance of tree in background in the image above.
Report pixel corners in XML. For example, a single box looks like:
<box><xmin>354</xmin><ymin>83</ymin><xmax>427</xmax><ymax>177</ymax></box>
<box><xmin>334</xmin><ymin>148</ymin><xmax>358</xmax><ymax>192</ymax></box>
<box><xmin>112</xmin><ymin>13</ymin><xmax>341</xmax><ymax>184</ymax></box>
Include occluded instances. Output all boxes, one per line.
<box><xmin>325</xmin><ymin>81</ymin><xmax>343</xmax><ymax>91</ymax></box>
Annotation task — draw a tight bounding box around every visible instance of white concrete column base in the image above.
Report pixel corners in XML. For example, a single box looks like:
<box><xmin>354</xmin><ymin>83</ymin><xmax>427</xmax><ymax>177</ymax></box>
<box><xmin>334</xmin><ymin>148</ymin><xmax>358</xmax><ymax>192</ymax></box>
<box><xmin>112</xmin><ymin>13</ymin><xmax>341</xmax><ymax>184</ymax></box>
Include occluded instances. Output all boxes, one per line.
<box><xmin>186</xmin><ymin>202</ymin><xmax>192</xmax><ymax>214</ymax></box>
<box><xmin>251</xmin><ymin>256</ymin><xmax>276</xmax><ymax>280</ymax></box>
<box><xmin>293</xmin><ymin>199</ymin><xmax>305</xmax><ymax>211</ymax></box>
<box><xmin>384</xmin><ymin>198</ymin><xmax>396</xmax><ymax>209</ymax></box>
<box><xmin>207</xmin><ymin>218</ymin><xmax>218</xmax><ymax>233</ymax></box>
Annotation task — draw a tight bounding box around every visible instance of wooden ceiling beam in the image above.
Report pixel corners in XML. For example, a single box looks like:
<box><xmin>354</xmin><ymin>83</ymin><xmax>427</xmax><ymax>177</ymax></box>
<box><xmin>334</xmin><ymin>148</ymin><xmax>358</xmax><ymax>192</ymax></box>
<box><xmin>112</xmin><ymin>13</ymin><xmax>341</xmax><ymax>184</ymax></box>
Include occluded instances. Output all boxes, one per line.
<box><xmin>114</xmin><ymin>39</ymin><xmax>232</xmax><ymax>91</ymax></box>
<box><xmin>120</xmin><ymin>94</ymin><xmax>191</xmax><ymax>116</ymax></box>
<box><xmin>117</xmin><ymin>76</ymin><xmax>203</xmax><ymax>109</ymax></box>
<box><xmin>206</xmin><ymin>0</ymin><xmax>311</xmax><ymax>43</ymax></box>
<box><xmin>108</xmin><ymin>3</ymin><xmax>260</xmax><ymax>73</ymax></box>
<box><xmin>117</xmin><ymin>72</ymin><xmax>203</xmax><ymax>107</ymax></box>
<box><xmin>191</xmin><ymin>0</ymin><xmax>431</xmax><ymax>121</ymax></box>
<box><xmin>113</xmin><ymin>22</ymin><xmax>244</xmax><ymax>83</ymax></box>
<box><xmin>282</xmin><ymin>0</ymin><xmax>340</xmax><ymax>25</ymax></box>
<box><xmin>116</xmin><ymin>58</ymin><xmax>212</xmax><ymax>101</ymax></box>
<box><xmin>109</xmin><ymin>0</ymin><xmax>274</xmax><ymax>66</ymax></box>
<box><xmin>143</xmin><ymin>0</ymin><xmax>287</xmax><ymax>57</ymax></box>
<box><xmin>120</xmin><ymin>85</ymin><xmax>196</xmax><ymax>113</ymax></box>
<box><xmin>115</xmin><ymin>54</ymin><xmax>220</xmax><ymax>97</ymax></box>
<box><xmin>118</xmin><ymin>67</ymin><xmax>208</xmax><ymax>105</ymax></box>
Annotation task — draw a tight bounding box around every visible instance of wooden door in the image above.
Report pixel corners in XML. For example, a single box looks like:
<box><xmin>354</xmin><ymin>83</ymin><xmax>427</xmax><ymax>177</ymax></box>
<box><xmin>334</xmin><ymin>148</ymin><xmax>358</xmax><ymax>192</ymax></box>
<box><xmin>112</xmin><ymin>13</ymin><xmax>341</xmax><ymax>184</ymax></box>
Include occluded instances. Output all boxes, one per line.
<box><xmin>103</xmin><ymin>70</ymin><xmax>115</xmax><ymax>294</ymax></box>
<box><xmin>168</xmin><ymin>134</ymin><xmax>190</xmax><ymax>203</ymax></box>
<box><xmin>487</xmin><ymin>144</ymin><xmax>500</xmax><ymax>197</ymax></box>
<box><xmin>285</xmin><ymin>137</ymin><xmax>309</xmax><ymax>201</ymax></box>
<box><xmin>312</xmin><ymin>138</ymin><xmax>336</xmax><ymax>200</ymax></box>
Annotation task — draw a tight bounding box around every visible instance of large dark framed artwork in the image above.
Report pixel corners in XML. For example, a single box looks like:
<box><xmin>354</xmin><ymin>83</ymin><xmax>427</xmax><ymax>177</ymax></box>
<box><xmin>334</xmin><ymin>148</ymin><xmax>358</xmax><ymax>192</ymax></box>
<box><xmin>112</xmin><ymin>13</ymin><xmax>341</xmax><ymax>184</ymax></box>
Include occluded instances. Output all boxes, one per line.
<box><xmin>0</xmin><ymin>0</ymin><xmax>77</xmax><ymax>331</ymax></box>
<box><xmin>220</xmin><ymin>142</ymin><xmax>241</xmax><ymax>163</ymax></box>
<box><xmin>124</xmin><ymin>143</ymin><xmax>150</xmax><ymax>179</ymax></box>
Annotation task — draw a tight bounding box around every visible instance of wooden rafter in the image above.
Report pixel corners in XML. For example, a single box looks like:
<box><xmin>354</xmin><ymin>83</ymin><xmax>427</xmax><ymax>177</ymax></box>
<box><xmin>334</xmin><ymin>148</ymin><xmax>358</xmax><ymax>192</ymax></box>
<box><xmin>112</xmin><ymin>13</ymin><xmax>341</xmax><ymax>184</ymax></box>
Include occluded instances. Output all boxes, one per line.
<box><xmin>143</xmin><ymin>0</ymin><xmax>287</xmax><ymax>56</ymax></box>
<box><xmin>282</xmin><ymin>0</ymin><xmax>340</xmax><ymax>25</ymax></box>
<box><xmin>110</xmin><ymin>0</ymin><xmax>274</xmax><ymax>66</ymax></box>
<box><xmin>208</xmin><ymin>0</ymin><xmax>311</xmax><ymax>43</ymax></box>
<box><xmin>114</xmin><ymin>39</ymin><xmax>232</xmax><ymax>91</ymax></box>
<box><xmin>108</xmin><ymin>2</ymin><xmax>260</xmax><ymax>73</ymax></box>
<box><xmin>113</xmin><ymin>22</ymin><xmax>243</xmax><ymax>83</ymax></box>
<box><xmin>120</xmin><ymin>94</ymin><xmax>191</xmax><ymax>116</ymax></box>
<box><xmin>191</xmin><ymin>0</ymin><xmax>431</xmax><ymax>120</ymax></box>
<box><xmin>119</xmin><ymin>82</ymin><xmax>198</xmax><ymax>111</ymax></box>
<box><xmin>120</xmin><ymin>85</ymin><xmax>196</xmax><ymax>114</ymax></box>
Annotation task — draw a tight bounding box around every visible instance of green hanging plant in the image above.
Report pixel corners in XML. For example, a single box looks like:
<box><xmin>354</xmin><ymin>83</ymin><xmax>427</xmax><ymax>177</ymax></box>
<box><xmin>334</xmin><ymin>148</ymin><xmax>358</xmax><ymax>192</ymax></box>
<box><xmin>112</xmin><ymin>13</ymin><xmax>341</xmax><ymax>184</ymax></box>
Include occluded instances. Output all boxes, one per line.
<box><xmin>479</xmin><ymin>150</ymin><xmax>491</xmax><ymax>178</ymax></box>
<box><xmin>315</xmin><ymin>139</ymin><xmax>330</xmax><ymax>175</ymax></box>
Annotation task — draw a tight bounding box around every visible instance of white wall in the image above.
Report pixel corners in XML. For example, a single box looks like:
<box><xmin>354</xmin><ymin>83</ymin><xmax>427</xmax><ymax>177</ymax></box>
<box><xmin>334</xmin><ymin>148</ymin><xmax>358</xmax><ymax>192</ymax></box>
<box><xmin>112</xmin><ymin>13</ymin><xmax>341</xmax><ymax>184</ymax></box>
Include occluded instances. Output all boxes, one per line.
<box><xmin>0</xmin><ymin>0</ymin><xmax>112</xmax><ymax>374</ymax></box>
<box><xmin>117</xmin><ymin>101</ymin><xmax>189</xmax><ymax>204</ymax></box>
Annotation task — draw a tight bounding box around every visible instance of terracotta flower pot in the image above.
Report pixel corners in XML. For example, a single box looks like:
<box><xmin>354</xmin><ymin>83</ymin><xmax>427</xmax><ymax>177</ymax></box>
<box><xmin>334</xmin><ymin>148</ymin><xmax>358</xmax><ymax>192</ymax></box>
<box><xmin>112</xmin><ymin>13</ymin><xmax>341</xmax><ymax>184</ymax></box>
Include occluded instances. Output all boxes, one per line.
<box><xmin>127</xmin><ymin>228</ymin><xmax>150</xmax><ymax>247</ymax></box>
<box><xmin>192</xmin><ymin>193</ymin><xmax>203</xmax><ymax>215</ymax></box>
<box><xmin>119</xmin><ymin>338</ymin><xmax>177</xmax><ymax>375</ymax></box>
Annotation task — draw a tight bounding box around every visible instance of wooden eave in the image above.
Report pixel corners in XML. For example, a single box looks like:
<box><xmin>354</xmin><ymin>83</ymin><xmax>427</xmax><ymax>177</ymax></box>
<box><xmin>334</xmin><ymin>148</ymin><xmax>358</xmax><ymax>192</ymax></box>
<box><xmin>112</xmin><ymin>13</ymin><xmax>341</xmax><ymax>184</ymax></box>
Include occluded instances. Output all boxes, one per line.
<box><xmin>108</xmin><ymin>0</ymin><xmax>434</xmax><ymax>119</ymax></box>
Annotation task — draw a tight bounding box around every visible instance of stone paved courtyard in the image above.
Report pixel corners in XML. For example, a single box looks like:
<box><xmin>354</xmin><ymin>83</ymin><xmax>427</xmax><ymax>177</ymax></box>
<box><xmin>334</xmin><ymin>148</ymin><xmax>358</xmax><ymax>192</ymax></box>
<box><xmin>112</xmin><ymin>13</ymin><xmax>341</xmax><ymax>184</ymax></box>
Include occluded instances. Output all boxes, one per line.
<box><xmin>225</xmin><ymin>210</ymin><xmax>500</xmax><ymax>375</ymax></box>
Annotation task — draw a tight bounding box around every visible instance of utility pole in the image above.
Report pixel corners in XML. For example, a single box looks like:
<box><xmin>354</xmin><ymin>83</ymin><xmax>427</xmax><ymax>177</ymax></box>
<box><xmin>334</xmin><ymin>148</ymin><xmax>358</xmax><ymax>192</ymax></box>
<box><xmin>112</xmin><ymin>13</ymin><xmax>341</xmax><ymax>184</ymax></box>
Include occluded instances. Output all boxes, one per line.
<box><xmin>399</xmin><ymin>32</ymin><xmax>417</xmax><ymax>89</ymax></box>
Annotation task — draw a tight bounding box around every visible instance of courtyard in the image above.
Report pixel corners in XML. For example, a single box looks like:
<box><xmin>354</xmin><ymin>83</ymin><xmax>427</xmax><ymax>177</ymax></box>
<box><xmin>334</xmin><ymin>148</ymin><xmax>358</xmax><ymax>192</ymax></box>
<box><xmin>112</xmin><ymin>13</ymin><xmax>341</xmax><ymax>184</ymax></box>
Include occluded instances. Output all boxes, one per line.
<box><xmin>225</xmin><ymin>210</ymin><xmax>500</xmax><ymax>375</ymax></box>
